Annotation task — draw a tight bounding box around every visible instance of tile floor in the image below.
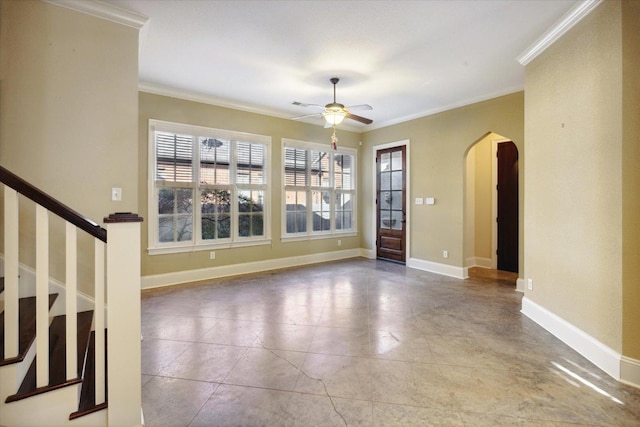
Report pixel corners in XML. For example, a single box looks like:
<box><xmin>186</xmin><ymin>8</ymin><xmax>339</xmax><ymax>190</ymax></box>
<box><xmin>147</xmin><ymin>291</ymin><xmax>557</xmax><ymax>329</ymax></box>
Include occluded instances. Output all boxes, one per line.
<box><xmin>141</xmin><ymin>258</ymin><xmax>640</xmax><ymax>426</ymax></box>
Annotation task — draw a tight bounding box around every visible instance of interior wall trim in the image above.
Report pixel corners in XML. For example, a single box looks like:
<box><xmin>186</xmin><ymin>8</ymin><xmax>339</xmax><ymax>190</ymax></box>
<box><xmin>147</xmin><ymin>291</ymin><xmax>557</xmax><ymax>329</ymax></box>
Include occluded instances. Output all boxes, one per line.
<box><xmin>141</xmin><ymin>249</ymin><xmax>362</xmax><ymax>290</ymax></box>
<box><xmin>44</xmin><ymin>0</ymin><xmax>148</xmax><ymax>29</ymax></box>
<box><xmin>621</xmin><ymin>356</ymin><xmax>640</xmax><ymax>389</ymax></box>
<box><xmin>521</xmin><ymin>296</ymin><xmax>640</xmax><ymax>388</ymax></box>
<box><xmin>406</xmin><ymin>257</ymin><xmax>467</xmax><ymax>279</ymax></box>
<box><xmin>517</xmin><ymin>0</ymin><xmax>603</xmax><ymax>66</ymax></box>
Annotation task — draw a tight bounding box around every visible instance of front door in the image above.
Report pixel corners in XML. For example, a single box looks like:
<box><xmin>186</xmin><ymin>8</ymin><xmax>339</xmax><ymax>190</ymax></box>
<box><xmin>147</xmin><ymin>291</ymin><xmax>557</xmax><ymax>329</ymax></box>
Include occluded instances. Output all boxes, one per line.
<box><xmin>497</xmin><ymin>141</ymin><xmax>518</xmax><ymax>272</ymax></box>
<box><xmin>376</xmin><ymin>146</ymin><xmax>406</xmax><ymax>263</ymax></box>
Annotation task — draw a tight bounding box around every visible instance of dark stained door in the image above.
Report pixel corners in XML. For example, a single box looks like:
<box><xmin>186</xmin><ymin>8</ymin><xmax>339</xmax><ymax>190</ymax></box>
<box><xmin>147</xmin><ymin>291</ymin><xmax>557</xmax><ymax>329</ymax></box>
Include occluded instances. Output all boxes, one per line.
<box><xmin>497</xmin><ymin>141</ymin><xmax>518</xmax><ymax>273</ymax></box>
<box><xmin>376</xmin><ymin>146</ymin><xmax>406</xmax><ymax>263</ymax></box>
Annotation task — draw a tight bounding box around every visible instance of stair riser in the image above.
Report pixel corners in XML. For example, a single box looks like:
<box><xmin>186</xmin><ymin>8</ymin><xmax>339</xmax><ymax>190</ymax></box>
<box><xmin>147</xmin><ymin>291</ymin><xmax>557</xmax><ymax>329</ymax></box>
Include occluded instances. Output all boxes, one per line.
<box><xmin>0</xmin><ymin>384</ymin><xmax>80</xmax><ymax>427</ymax></box>
<box><xmin>0</xmin><ymin>340</ymin><xmax>36</xmax><ymax>402</ymax></box>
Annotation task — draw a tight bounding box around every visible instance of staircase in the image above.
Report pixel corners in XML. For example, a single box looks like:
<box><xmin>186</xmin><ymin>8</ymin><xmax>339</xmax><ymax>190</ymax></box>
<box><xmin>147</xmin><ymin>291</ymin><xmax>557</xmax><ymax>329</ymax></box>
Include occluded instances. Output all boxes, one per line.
<box><xmin>0</xmin><ymin>166</ymin><xmax>143</xmax><ymax>426</ymax></box>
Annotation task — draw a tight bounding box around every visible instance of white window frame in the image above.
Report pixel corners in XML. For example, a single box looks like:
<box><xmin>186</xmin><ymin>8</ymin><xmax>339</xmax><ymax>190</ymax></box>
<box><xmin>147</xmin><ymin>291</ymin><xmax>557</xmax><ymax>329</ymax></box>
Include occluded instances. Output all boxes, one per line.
<box><xmin>148</xmin><ymin>119</ymin><xmax>271</xmax><ymax>255</ymax></box>
<box><xmin>281</xmin><ymin>138</ymin><xmax>357</xmax><ymax>242</ymax></box>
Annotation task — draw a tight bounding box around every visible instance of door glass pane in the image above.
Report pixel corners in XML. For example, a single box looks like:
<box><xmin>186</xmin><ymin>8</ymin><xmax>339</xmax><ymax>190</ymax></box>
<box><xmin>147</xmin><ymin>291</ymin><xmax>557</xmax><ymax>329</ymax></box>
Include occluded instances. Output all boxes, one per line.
<box><xmin>391</xmin><ymin>151</ymin><xmax>402</xmax><ymax>171</ymax></box>
<box><xmin>391</xmin><ymin>171</ymin><xmax>403</xmax><ymax>190</ymax></box>
<box><xmin>391</xmin><ymin>191</ymin><xmax>402</xmax><ymax>210</ymax></box>
<box><xmin>380</xmin><ymin>152</ymin><xmax>391</xmax><ymax>172</ymax></box>
<box><xmin>380</xmin><ymin>211</ymin><xmax>394</xmax><ymax>229</ymax></box>
<box><xmin>390</xmin><ymin>210</ymin><xmax>403</xmax><ymax>230</ymax></box>
<box><xmin>380</xmin><ymin>172</ymin><xmax>391</xmax><ymax>191</ymax></box>
<box><xmin>381</xmin><ymin>191</ymin><xmax>391</xmax><ymax>209</ymax></box>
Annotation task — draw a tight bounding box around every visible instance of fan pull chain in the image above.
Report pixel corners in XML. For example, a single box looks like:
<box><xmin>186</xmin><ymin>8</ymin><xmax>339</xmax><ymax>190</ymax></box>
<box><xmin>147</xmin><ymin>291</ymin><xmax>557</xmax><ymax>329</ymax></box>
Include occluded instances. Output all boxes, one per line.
<box><xmin>331</xmin><ymin>125</ymin><xmax>338</xmax><ymax>151</ymax></box>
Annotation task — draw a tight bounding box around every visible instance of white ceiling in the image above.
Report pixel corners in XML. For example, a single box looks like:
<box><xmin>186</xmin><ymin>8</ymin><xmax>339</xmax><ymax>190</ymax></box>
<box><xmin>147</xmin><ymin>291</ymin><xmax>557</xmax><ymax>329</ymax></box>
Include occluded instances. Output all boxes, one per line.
<box><xmin>111</xmin><ymin>0</ymin><xmax>579</xmax><ymax>131</ymax></box>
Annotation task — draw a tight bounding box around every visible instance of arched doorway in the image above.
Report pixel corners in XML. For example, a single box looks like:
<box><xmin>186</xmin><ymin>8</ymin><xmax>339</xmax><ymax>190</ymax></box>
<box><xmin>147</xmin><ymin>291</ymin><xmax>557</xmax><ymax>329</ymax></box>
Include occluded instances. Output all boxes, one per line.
<box><xmin>465</xmin><ymin>132</ymin><xmax>519</xmax><ymax>274</ymax></box>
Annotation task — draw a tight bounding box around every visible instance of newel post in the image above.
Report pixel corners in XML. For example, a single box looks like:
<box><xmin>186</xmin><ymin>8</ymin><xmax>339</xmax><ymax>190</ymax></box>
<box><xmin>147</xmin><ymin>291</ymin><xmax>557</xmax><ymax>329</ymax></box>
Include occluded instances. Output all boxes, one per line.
<box><xmin>104</xmin><ymin>212</ymin><xmax>144</xmax><ymax>427</ymax></box>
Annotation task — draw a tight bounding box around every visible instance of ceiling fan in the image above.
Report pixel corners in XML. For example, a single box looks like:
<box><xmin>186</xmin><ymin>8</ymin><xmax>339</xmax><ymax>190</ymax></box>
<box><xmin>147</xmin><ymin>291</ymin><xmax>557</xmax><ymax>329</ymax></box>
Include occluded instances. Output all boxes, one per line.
<box><xmin>292</xmin><ymin>78</ymin><xmax>373</xmax><ymax>127</ymax></box>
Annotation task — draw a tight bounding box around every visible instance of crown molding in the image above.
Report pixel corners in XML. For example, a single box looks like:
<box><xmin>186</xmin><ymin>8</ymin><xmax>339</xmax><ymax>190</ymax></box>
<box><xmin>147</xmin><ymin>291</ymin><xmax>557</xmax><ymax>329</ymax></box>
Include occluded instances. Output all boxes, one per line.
<box><xmin>517</xmin><ymin>0</ymin><xmax>603</xmax><ymax>66</ymax></box>
<box><xmin>43</xmin><ymin>0</ymin><xmax>148</xmax><ymax>30</ymax></box>
<box><xmin>138</xmin><ymin>82</ymin><xmax>364</xmax><ymax>133</ymax></box>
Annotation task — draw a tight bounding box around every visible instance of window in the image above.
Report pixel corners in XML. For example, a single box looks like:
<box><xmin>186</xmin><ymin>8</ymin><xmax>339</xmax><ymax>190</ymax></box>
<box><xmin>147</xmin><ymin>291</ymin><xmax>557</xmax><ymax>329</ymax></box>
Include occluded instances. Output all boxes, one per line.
<box><xmin>282</xmin><ymin>139</ymin><xmax>356</xmax><ymax>240</ymax></box>
<box><xmin>149</xmin><ymin>120</ymin><xmax>270</xmax><ymax>254</ymax></box>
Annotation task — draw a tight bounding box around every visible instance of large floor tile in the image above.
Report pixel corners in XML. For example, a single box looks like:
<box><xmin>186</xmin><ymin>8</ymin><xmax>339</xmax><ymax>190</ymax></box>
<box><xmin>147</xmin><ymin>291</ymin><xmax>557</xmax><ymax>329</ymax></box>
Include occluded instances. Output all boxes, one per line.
<box><xmin>159</xmin><ymin>342</ymin><xmax>246</xmax><ymax>383</ymax></box>
<box><xmin>142</xmin><ymin>376</ymin><xmax>218</xmax><ymax>427</ymax></box>
<box><xmin>140</xmin><ymin>259</ymin><xmax>640</xmax><ymax>426</ymax></box>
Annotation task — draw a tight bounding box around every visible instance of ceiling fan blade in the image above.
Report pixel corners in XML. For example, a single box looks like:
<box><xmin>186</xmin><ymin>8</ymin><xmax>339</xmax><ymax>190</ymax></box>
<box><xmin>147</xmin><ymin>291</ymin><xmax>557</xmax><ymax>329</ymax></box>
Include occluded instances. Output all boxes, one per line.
<box><xmin>292</xmin><ymin>101</ymin><xmax>325</xmax><ymax>109</ymax></box>
<box><xmin>346</xmin><ymin>104</ymin><xmax>373</xmax><ymax>111</ymax></box>
<box><xmin>292</xmin><ymin>113</ymin><xmax>323</xmax><ymax>120</ymax></box>
<box><xmin>346</xmin><ymin>113</ymin><xmax>373</xmax><ymax>125</ymax></box>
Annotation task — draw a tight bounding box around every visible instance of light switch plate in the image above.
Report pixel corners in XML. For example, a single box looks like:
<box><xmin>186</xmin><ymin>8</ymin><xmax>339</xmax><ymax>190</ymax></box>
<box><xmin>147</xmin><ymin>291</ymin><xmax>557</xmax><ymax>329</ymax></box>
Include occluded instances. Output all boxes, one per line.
<box><xmin>426</xmin><ymin>197</ymin><xmax>435</xmax><ymax>205</ymax></box>
<box><xmin>415</xmin><ymin>197</ymin><xmax>424</xmax><ymax>205</ymax></box>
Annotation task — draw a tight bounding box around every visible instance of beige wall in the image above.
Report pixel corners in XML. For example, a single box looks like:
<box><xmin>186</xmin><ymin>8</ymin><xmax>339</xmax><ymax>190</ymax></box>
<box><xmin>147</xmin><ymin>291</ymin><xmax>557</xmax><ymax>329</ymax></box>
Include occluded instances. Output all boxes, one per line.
<box><xmin>0</xmin><ymin>0</ymin><xmax>140</xmax><ymax>294</ymax></box>
<box><xmin>621</xmin><ymin>0</ymin><xmax>640</xmax><ymax>360</ymax></box>
<box><xmin>360</xmin><ymin>93</ymin><xmax>524</xmax><ymax>271</ymax></box>
<box><xmin>138</xmin><ymin>92</ymin><xmax>361</xmax><ymax>277</ymax></box>
<box><xmin>524</xmin><ymin>1</ymin><xmax>626</xmax><ymax>352</ymax></box>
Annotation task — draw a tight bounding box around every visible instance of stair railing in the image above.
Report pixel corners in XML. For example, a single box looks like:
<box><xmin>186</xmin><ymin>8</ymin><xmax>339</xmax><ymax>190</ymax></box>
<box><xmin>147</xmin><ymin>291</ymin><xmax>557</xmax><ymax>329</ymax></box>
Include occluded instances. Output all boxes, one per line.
<box><xmin>1</xmin><ymin>165</ymin><xmax>143</xmax><ymax>426</ymax></box>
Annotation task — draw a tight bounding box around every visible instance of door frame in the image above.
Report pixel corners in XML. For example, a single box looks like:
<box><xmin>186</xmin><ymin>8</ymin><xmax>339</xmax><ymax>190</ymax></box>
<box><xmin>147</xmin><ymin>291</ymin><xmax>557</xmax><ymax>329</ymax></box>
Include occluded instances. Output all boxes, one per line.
<box><xmin>491</xmin><ymin>137</ymin><xmax>515</xmax><ymax>270</ymax></box>
<box><xmin>371</xmin><ymin>139</ymin><xmax>410</xmax><ymax>261</ymax></box>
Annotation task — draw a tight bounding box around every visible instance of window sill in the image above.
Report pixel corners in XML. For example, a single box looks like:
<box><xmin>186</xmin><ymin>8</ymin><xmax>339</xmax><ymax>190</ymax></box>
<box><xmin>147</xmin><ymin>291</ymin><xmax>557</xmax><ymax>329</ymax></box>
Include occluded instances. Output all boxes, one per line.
<box><xmin>280</xmin><ymin>231</ymin><xmax>357</xmax><ymax>243</ymax></box>
<box><xmin>148</xmin><ymin>239</ymin><xmax>272</xmax><ymax>255</ymax></box>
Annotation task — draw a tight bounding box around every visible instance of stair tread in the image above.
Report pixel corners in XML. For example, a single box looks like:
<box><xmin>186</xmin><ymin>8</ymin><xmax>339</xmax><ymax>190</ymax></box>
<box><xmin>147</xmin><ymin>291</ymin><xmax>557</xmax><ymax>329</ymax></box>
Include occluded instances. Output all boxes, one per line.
<box><xmin>6</xmin><ymin>310</ymin><xmax>94</xmax><ymax>402</ymax></box>
<box><xmin>70</xmin><ymin>329</ymin><xmax>108</xmax><ymax>420</ymax></box>
<box><xmin>0</xmin><ymin>294</ymin><xmax>58</xmax><ymax>364</ymax></box>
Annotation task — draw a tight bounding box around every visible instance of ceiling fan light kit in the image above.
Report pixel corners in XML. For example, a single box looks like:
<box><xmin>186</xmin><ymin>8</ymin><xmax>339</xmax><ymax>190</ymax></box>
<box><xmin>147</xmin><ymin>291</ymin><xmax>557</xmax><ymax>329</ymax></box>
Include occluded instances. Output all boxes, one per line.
<box><xmin>292</xmin><ymin>77</ymin><xmax>373</xmax><ymax>127</ymax></box>
<box><xmin>292</xmin><ymin>77</ymin><xmax>373</xmax><ymax>150</ymax></box>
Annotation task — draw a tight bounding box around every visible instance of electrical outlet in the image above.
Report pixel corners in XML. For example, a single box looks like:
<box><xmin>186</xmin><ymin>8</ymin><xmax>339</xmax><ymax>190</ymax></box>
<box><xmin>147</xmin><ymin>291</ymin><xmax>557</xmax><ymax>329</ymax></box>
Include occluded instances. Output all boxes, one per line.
<box><xmin>527</xmin><ymin>279</ymin><xmax>533</xmax><ymax>290</ymax></box>
<box><xmin>442</xmin><ymin>250</ymin><xmax>448</xmax><ymax>259</ymax></box>
<box><xmin>111</xmin><ymin>187</ymin><xmax>122</xmax><ymax>201</ymax></box>
<box><xmin>209</xmin><ymin>251</ymin><xmax>216</xmax><ymax>260</ymax></box>
<box><xmin>338</xmin><ymin>239</ymin><xmax>342</xmax><ymax>246</ymax></box>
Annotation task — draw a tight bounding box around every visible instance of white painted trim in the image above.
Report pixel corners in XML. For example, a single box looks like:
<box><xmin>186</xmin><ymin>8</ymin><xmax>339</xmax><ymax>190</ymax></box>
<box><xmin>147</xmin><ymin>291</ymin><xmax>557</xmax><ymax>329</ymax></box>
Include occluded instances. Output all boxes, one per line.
<box><xmin>620</xmin><ymin>356</ymin><xmax>640</xmax><ymax>389</ymax></box>
<box><xmin>370</xmin><ymin>140</ymin><xmax>411</xmax><ymax>263</ymax></box>
<box><xmin>369</xmin><ymin>86</ymin><xmax>523</xmax><ymax>131</ymax></box>
<box><xmin>407</xmin><ymin>257</ymin><xmax>467</xmax><ymax>279</ymax></box>
<box><xmin>515</xmin><ymin>278</ymin><xmax>526</xmax><ymax>293</ymax></box>
<box><xmin>141</xmin><ymin>249</ymin><xmax>362</xmax><ymax>290</ymax></box>
<box><xmin>466</xmin><ymin>257</ymin><xmax>493</xmax><ymax>269</ymax></box>
<box><xmin>521</xmin><ymin>297</ymin><xmax>621</xmax><ymax>381</ymax></box>
<box><xmin>44</xmin><ymin>0</ymin><xmax>148</xmax><ymax>29</ymax></box>
<box><xmin>360</xmin><ymin>248</ymin><xmax>376</xmax><ymax>259</ymax></box>
<box><xmin>139</xmin><ymin>82</ymin><xmax>364</xmax><ymax>133</ymax></box>
<box><xmin>517</xmin><ymin>0</ymin><xmax>603</xmax><ymax>66</ymax></box>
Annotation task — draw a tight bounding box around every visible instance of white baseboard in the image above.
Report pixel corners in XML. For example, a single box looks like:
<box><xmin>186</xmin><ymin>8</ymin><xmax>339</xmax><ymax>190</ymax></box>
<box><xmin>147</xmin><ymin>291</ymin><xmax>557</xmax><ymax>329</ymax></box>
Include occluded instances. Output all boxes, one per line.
<box><xmin>360</xmin><ymin>248</ymin><xmax>375</xmax><ymax>259</ymax></box>
<box><xmin>406</xmin><ymin>257</ymin><xmax>467</xmax><ymax>279</ymax></box>
<box><xmin>621</xmin><ymin>356</ymin><xmax>640</xmax><ymax>389</ymax></box>
<box><xmin>466</xmin><ymin>257</ymin><xmax>493</xmax><ymax>269</ymax></box>
<box><xmin>141</xmin><ymin>248</ymin><xmax>362</xmax><ymax>290</ymax></box>
<box><xmin>521</xmin><ymin>296</ymin><xmax>640</xmax><ymax>388</ymax></box>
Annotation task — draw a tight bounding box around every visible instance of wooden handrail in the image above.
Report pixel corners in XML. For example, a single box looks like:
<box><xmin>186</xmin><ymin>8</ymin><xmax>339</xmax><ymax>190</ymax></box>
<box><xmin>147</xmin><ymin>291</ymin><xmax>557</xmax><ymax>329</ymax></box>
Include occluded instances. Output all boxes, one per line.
<box><xmin>0</xmin><ymin>165</ymin><xmax>107</xmax><ymax>242</ymax></box>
